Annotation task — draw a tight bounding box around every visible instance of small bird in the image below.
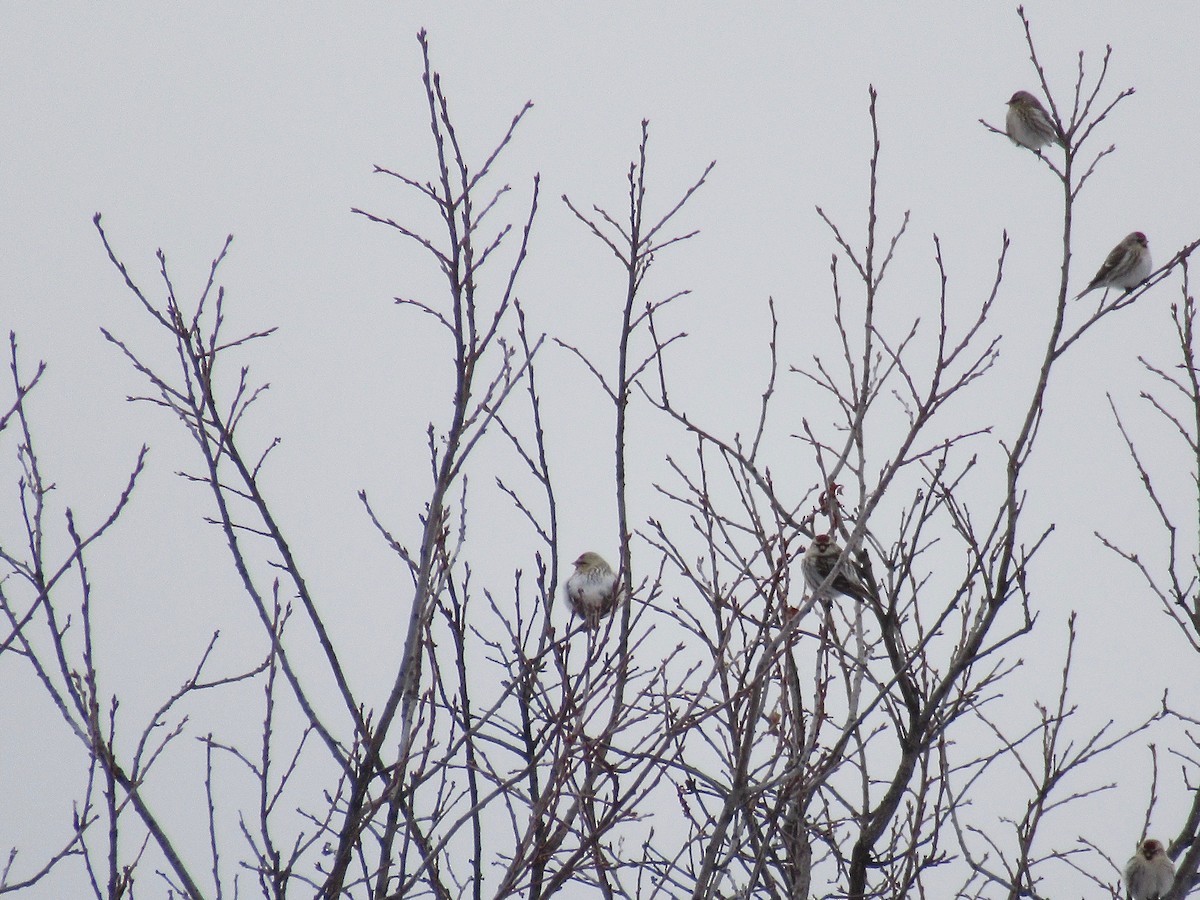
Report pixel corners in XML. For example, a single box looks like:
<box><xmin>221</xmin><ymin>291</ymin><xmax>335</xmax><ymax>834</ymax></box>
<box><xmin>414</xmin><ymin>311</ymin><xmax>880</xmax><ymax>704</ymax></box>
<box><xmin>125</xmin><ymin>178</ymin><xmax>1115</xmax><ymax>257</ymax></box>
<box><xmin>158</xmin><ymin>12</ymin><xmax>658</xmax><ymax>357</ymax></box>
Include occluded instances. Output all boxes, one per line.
<box><xmin>801</xmin><ymin>534</ymin><xmax>872</xmax><ymax>603</ymax></box>
<box><xmin>1005</xmin><ymin>90</ymin><xmax>1060</xmax><ymax>151</ymax></box>
<box><xmin>565</xmin><ymin>552</ymin><xmax>621</xmax><ymax>629</ymax></box>
<box><xmin>1076</xmin><ymin>232</ymin><xmax>1152</xmax><ymax>299</ymax></box>
<box><xmin>1124</xmin><ymin>838</ymin><xmax>1175</xmax><ymax>900</ymax></box>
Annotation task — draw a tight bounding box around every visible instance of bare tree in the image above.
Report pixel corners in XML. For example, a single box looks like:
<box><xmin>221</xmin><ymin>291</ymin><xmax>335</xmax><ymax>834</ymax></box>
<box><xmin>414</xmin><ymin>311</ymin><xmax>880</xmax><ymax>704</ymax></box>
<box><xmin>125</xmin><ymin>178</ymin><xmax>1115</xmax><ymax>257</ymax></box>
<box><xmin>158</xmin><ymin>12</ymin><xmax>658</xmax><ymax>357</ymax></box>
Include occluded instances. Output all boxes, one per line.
<box><xmin>1098</xmin><ymin>265</ymin><xmax>1200</xmax><ymax>900</ymax></box>
<box><xmin>2</xmin><ymin>9</ymin><xmax>1198</xmax><ymax>900</ymax></box>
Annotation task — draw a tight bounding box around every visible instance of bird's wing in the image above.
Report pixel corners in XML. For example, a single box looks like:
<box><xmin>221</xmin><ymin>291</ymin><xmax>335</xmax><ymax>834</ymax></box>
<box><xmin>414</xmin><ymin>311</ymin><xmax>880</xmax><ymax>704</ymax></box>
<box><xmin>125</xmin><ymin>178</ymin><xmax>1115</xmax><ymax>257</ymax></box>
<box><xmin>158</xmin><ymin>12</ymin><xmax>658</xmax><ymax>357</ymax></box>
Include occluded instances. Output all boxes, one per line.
<box><xmin>1094</xmin><ymin>242</ymin><xmax>1132</xmax><ymax>284</ymax></box>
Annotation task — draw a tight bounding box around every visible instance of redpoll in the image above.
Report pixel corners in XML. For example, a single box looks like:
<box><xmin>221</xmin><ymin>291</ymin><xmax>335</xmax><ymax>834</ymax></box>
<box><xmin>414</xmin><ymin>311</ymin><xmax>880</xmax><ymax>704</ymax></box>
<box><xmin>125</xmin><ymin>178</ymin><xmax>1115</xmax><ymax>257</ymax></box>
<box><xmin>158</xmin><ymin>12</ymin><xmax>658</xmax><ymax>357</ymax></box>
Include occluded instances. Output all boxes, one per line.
<box><xmin>1076</xmin><ymin>232</ymin><xmax>1152</xmax><ymax>299</ymax></box>
<box><xmin>801</xmin><ymin>534</ymin><xmax>872</xmax><ymax>603</ymax></box>
<box><xmin>1124</xmin><ymin>839</ymin><xmax>1175</xmax><ymax>900</ymax></box>
<box><xmin>565</xmin><ymin>551</ymin><xmax>621</xmax><ymax>629</ymax></box>
<box><xmin>1005</xmin><ymin>90</ymin><xmax>1060</xmax><ymax>151</ymax></box>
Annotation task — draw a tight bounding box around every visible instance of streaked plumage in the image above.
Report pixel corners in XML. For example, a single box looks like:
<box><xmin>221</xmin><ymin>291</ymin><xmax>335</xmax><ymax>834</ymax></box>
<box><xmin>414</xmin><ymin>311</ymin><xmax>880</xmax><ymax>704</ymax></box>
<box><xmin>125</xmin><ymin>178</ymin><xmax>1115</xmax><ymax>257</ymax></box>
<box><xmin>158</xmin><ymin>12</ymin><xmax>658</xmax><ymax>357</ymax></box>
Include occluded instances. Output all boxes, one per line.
<box><xmin>565</xmin><ymin>551</ymin><xmax>621</xmax><ymax>629</ymax></box>
<box><xmin>1005</xmin><ymin>90</ymin><xmax>1060</xmax><ymax>151</ymax></box>
<box><xmin>801</xmin><ymin>535</ymin><xmax>872</xmax><ymax>603</ymax></box>
<box><xmin>1076</xmin><ymin>232</ymin><xmax>1152</xmax><ymax>299</ymax></box>
<box><xmin>1124</xmin><ymin>839</ymin><xmax>1174</xmax><ymax>900</ymax></box>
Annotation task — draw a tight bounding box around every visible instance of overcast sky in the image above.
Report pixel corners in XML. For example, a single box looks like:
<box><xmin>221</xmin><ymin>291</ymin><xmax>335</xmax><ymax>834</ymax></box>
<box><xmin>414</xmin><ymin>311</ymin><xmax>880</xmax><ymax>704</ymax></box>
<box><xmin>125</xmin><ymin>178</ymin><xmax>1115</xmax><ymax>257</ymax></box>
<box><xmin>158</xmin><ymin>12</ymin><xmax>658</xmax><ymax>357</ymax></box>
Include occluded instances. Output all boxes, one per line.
<box><xmin>3</xmin><ymin>4</ymin><xmax>1199</xmax><ymax>897</ymax></box>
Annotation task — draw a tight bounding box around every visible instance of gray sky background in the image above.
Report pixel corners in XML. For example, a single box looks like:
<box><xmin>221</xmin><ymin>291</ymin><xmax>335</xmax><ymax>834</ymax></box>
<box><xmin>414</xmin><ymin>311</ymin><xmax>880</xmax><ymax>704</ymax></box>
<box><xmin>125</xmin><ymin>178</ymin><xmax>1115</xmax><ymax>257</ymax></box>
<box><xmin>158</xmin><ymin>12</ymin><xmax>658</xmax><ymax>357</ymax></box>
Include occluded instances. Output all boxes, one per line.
<box><xmin>3</xmin><ymin>3</ymin><xmax>1199</xmax><ymax>897</ymax></box>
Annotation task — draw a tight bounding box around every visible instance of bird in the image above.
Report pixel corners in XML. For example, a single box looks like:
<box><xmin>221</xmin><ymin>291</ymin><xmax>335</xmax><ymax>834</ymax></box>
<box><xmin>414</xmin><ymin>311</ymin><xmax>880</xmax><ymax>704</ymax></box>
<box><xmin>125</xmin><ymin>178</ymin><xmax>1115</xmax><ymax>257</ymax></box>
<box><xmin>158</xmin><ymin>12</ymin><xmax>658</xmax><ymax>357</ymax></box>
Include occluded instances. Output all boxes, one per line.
<box><xmin>565</xmin><ymin>551</ymin><xmax>621</xmax><ymax>630</ymax></box>
<box><xmin>1005</xmin><ymin>90</ymin><xmax>1060</xmax><ymax>151</ymax></box>
<box><xmin>1076</xmin><ymin>232</ymin><xmax>1152</xmax><ymax>299</ymax></box>
<box><xmin>801</xmin><ymin>534</ymin><xmax>872</xmax><ymax>604</ymax></box>
<box><xmin>1124</xmin><ymin>838</ymin><xmax>1175</xmax><ymax>900</ymax></box>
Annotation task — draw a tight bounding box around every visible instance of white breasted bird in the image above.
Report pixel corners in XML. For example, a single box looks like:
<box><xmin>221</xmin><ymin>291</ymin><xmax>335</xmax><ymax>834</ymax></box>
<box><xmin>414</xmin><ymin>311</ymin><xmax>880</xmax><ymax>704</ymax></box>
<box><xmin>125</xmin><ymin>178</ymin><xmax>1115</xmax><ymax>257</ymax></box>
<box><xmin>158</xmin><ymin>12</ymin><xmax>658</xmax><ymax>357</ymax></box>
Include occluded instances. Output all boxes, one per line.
<box><xmin>1076</xmin><ymin>232</ymin><xmax>1152</xmax><ymax>299</ymax></box>
<box><xmin>1005</xmin><ymin>90</ymin><xmax>1060</xmax><ymax>151</ymax></box>
<box><xmin>565</xmin><ymin>551</ymin><xmax>621</xmax><ymax>630</ymax></box>
<box><xmin>1124</xmin><ymin>838</ymin><xmax>1175</xmax><ymax>900</ymax></box>
<box><xmin>801</xmin><ymin>534</ymin><xmax>872</xmax><ymax>604</ymax></box>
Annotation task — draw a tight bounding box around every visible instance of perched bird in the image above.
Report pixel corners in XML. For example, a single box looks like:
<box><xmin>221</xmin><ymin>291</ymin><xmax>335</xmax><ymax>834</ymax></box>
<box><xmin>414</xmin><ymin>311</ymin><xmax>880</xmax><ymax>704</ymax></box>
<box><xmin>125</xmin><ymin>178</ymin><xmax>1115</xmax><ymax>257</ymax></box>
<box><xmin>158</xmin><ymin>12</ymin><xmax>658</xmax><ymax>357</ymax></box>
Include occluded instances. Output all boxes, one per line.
<box><xmin>1076</xmin><ymin>232</ymin><xmax>1152</xmax><ymax>299</ymax></box>
<box><xmin>1124</xmin><ymin>838</ymin><xmax>1175</xmax><ymax>900</ymax></box>
<box><xmin>565</xmin><ymin>552</ymin><xmax>621</xmax><ymax>630</ymax></box>
<box><xmin>801</xmin><ymin>534</ymin><xmax>872</xmax><ymax>604</ymax></box>
<box><xmin>1005</xmin><ymin>90</ymin><xmax>1060</xmax><ymax>151</ymax></box>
